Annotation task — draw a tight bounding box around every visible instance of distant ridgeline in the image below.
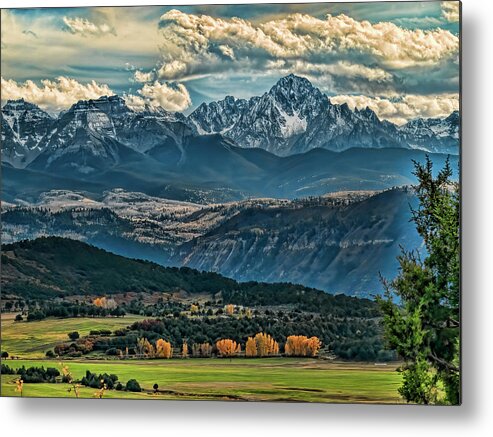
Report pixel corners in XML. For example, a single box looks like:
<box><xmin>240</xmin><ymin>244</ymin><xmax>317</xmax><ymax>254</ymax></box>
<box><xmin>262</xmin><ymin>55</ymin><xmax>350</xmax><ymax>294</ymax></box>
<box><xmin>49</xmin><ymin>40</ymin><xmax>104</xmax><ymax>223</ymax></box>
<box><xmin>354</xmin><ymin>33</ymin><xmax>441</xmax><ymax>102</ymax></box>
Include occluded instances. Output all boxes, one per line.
<box><xmin>1</xmin><ymin>237</ymin><xmax>378</xmax><ymax>318</ymax></box>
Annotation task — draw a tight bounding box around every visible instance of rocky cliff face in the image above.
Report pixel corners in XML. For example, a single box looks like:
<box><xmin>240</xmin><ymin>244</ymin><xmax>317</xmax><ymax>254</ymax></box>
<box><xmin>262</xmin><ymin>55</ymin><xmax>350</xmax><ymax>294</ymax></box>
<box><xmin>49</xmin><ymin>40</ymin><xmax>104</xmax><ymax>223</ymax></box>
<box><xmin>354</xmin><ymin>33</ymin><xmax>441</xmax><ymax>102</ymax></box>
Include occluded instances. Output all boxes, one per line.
<box><xmin>173</xmin><ymin>189</ymin><xmax>420</xmax><ymax>296</ymax></box>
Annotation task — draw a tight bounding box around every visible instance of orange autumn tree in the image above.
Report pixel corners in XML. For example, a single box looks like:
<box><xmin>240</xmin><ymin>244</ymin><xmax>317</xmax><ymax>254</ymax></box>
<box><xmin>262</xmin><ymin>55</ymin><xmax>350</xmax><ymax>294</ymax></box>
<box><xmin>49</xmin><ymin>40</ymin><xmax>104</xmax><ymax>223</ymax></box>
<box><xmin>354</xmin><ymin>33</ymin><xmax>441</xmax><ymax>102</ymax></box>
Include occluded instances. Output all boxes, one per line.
<box><xmin>155</xmin><ymin>339</ymin><xmax>173</xmax><ymax>359</ymax></box>
<box><xmin>93</xmin><ymin>297</ymin><xmax>107</xmax><ymax>308</ymax></box>
<box><xmin>224</xmin><ymin>304</ymin><xmax>235</xmax><ymax>316</ymax></box>
<box><xmin>245</xmin><ymin>337</ymin><xmax>257</xmax><ymax>357</ymax></box>
<box><xmin>216</xmin><ymin>339</ymin><xmax>241</xmax><ymax>357</ymax></box>
<box><xmin>246</xmin><ymin>333</ymin><xmax>279</xmax><ymax>357</ymax></box>
<box><xmin>284</xmin><ymin>335</ymin><xmax>321</xmax><ymax>357</ymax></box>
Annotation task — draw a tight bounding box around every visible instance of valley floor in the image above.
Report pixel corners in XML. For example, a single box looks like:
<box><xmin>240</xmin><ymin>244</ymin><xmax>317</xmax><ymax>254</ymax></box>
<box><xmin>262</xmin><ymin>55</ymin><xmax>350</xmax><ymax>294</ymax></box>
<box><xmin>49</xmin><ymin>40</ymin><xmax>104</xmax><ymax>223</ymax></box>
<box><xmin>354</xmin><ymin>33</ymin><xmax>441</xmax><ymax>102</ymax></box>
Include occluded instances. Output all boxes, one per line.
<box><xmin>1</xmin><ymin>315</ymin><xmax>403</xmax><ymax>404</ymax></box>
<box><xmin>1</xmin><ymin>358</ymin><xmax>403</xmax><ymax>404</ymax></box>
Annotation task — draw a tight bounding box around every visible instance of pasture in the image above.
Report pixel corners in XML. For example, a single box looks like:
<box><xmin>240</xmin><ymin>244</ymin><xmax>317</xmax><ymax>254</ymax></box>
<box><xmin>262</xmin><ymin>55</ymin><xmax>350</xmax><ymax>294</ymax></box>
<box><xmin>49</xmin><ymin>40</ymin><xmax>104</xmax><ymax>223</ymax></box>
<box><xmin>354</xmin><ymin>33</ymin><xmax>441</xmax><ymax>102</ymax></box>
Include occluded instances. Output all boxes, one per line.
<box><xmin>1</xmin><ymin>358</ymin><xmax>403</xmax><ymax>403</ymax></box>
<box><xmin>1</xmin><ymin>313</ymin><xmax>146</xmax><ymax>358</ymax></box>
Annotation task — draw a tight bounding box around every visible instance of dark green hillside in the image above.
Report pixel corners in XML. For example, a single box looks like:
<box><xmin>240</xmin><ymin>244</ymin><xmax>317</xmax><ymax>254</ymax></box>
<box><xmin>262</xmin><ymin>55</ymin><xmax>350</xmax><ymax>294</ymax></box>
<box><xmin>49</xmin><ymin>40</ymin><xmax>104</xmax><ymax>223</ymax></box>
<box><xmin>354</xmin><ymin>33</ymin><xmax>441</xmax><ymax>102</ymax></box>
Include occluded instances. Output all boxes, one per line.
<box><xmin>0</xmin><ymin>237</ymin><xmax>378</xmax><ymax>317</ymax></box>
<box><xmin>0</xmin><ymin>237</ymin><xmax>236</xmax><ymax>298</ymax></box>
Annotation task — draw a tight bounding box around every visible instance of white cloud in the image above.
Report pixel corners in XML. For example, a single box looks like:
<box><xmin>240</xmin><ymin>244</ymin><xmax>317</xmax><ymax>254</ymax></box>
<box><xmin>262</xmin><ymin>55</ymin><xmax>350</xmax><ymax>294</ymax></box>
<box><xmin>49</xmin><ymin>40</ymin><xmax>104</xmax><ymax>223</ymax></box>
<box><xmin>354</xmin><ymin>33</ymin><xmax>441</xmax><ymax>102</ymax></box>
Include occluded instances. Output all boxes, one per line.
<box><xmin>134</xmin><ymin>70</ymin><xmax>155</xmax><ymax>83</ymax></box>
<box><xmin>157</xmin><ymin>9</ymin><xmax>459</xmax><ymax>78</ymax></box>
<box><xmin>63</xmin><ymin>17</ymin><xmax>116</xmax><ymax>37</ymax></box>
<box><xmin>441</xmin><ymin>2</ymin><xmax>460</xmax><ymax>23</ymax></box>
<box><xmin>330</xmin><ymin>93</ymin><xmax>459</xmax><ymax>125</ymax></box>
<box><xmin>157</xmin><ymin>60</ymin><xmax>188</xmax><ymax>80</ymax></box>
<box><xmin>130</xmin><ymin>81</ymin><xmax>192</xmax><ymax>112</ymax></box>
<box><xmin>1</xmin><ymin>76</ymin><xmax>114</xmax><ymax>111</ymax></box>
<box><xmin>282</xmin><ymin>61</ymin><xmax>392</xmax><ymax>83</ymax></box>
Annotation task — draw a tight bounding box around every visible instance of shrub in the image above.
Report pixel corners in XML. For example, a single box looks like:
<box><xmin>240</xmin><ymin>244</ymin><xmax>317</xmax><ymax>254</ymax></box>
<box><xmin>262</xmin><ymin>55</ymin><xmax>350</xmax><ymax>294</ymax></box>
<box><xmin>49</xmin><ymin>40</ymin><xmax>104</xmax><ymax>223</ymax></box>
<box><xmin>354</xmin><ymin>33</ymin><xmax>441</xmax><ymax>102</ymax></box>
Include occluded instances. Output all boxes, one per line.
<box><xmin>45</xmin><ymin>350</ymin><xmax>55</xmax><ymax>358</ymax></box>
<box><xmin>1</xmin><ymin>363</ymin><xmax>15</xmax><ymax>374</ymax></box>
<box><xmin>1</xmin><ymin>351</ymin><xmax>9</xmax><ymax>359</ymax></box>
<box><xmin>15</xmin><ymin>314</ymin><xmax>23</xmax><ymax>322</ymax></box>
<box><xmin>68</xmin><ymin>331</ymin><xmax>80</xmax><ymax>341</ymax></box>
<box><xmin>115</xmin><ymin>382</ymin><xmax>123</xmax><ymax>391</ymax></box>
<box><xmin>125</xmin><ymin>379</ymin><xmax>142</xmax><ymax>392</ymax></box>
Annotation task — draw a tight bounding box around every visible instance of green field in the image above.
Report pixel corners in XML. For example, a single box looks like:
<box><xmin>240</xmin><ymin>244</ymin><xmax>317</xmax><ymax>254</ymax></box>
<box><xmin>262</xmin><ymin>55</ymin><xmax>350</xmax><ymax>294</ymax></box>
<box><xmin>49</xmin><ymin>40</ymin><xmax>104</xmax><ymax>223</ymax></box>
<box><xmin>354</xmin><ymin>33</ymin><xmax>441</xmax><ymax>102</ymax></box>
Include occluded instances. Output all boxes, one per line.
<box><xmin>1</xmin><ymin>315</ymin><xmax>403</xmax><ymax>403</ymax></box>
<box><xmin>1</xmin><ymin>314</ymin><xmax>146</xmax><ymax>358</ymax></box>
<box><xmin>1</xmin><ymin>358</ymin><xmax>403</xmax><ymax>403</ymax></box>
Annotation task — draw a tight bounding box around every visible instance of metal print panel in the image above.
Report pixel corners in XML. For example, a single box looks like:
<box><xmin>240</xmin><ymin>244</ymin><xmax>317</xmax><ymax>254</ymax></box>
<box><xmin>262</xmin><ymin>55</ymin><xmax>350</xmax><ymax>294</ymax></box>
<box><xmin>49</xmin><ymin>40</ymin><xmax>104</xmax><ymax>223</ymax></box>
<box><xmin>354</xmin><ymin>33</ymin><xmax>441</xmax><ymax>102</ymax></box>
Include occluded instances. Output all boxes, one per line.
<box><xmin>0</xmin><ymin>1</ymin><xmax>461</xmax><ymax>404</ymax></box>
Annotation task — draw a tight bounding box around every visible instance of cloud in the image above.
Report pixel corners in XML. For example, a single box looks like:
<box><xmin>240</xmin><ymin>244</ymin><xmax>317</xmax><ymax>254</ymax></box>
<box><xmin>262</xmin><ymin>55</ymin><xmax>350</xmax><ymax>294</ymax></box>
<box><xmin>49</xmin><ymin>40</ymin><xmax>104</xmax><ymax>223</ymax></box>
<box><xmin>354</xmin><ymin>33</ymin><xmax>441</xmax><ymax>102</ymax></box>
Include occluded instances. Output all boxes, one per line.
<box><xmin>134</xmin><ymin>70</ymin><xmax>155</xmax><ymax>83</ymax></box>
<box><xmin>284</xmin><ymin>61</ymin><xmax>393</xmax><ymax>83</ymax></box>
<box><xmin>126</xmin><ymin>81</ymin><xmax>192</xmax><ymax>112</ymax></box>
<box><xmin>330</xmin><ymin>93</ymin><xmax>459</xmax><ymax>125</ymax></box>
<box><xmin>63</xmin><ymin>17</ymin><xmax>116</xmax><ymax>37</ymax></box>
<box><xmin>157</xmin><ymin>9</ymin><xmax>459</xmax><ymax>79</ymax></box>
<box><xmin>441</xmin><ymin>2</ymin><xmax>460</xmax><ymax>23</ymax></box>
<box><xmin>1</xmin><ymin>76</ymin><xmax>114</xmax><ymax>111</ymax></box>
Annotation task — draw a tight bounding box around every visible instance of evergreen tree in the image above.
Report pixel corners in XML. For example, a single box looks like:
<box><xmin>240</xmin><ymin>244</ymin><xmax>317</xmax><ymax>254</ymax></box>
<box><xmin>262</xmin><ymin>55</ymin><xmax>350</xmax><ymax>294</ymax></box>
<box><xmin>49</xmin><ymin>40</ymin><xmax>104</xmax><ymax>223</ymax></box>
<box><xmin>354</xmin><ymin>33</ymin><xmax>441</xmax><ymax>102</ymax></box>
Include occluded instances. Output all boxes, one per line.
<box><xmin>379</xmin><ymin>157</ymin><xmax>460</xmax><ymax>405</ymax></box>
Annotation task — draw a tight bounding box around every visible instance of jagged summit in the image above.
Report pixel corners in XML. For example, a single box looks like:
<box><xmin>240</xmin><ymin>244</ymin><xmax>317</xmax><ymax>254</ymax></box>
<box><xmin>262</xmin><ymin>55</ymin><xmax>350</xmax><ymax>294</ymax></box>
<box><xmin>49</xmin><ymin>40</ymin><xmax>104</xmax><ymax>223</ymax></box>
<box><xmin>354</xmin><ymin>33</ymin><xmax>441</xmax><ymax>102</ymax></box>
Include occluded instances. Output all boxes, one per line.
<box><xmin>1</xmin><ymin>74</ymin><xmax>459</xmax><ymax>170</ymax></box>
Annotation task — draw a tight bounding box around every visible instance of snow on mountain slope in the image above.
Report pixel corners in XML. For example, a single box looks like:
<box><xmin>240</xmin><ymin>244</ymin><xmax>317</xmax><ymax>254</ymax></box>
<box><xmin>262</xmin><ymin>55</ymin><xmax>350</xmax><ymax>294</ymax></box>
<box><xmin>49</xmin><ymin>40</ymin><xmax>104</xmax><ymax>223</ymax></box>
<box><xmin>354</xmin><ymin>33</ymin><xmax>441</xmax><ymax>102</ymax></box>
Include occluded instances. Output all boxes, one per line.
<box><xmin>1</xmin><ymin>99</ymin><xmax>55</xmax><ymax>167</ymax></box>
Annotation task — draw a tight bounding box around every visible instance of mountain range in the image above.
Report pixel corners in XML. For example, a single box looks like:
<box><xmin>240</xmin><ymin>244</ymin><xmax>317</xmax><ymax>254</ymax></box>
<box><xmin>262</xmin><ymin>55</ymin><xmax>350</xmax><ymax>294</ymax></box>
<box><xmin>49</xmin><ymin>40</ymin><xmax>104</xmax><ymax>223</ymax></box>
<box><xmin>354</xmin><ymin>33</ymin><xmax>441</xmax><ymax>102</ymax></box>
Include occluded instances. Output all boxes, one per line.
<box><xmin>1</xmin><ymin>74</ymin><xmax>459</xmax><ymax>297</ymax></box>
<box><xmin>2</xmin><ymin>74</ymin><xmax>459</xmax><ymax>171</ymax></box>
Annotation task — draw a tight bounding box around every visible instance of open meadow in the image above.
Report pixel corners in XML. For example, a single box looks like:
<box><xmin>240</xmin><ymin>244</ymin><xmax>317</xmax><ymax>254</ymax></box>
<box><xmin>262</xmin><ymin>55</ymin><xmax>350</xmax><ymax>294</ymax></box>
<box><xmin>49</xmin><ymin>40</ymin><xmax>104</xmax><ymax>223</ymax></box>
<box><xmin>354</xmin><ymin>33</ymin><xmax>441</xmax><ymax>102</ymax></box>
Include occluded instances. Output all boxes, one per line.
<box><xmin>1</xmin><ymin>315</ymin><xmax>402</xmax><ymax>403</ymax></box>
<box><xmin>1</xmin><ymin>358</ymin><xmax>403</xmax><ymax>403</ymax></box>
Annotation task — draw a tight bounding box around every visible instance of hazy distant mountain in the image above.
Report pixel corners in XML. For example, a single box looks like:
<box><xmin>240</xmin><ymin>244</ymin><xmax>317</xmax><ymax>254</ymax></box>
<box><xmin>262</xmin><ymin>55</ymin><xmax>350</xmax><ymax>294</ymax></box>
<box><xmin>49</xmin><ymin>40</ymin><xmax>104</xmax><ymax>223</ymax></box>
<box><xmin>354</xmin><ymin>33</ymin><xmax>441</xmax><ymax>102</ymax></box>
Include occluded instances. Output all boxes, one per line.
<box><xmin>398</xmin><ymin>111</ymin><xmax>459</xmax><ymax>154</ymax></box>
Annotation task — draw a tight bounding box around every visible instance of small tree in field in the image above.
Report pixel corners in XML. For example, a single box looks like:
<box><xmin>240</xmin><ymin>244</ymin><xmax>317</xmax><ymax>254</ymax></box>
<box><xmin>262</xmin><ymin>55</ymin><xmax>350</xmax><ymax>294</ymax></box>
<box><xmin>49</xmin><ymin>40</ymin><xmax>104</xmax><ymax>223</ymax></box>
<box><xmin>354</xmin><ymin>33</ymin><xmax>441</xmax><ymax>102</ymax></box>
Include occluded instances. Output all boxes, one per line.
<box><xmin>378</xmin><ymin>157</ymin><xmax>460</xmax><ymax>405</ymax></box>
<box><xmin>68</xmin><ymin>331</ymin><xmax>80</xmax><ymax>341</ymax></box>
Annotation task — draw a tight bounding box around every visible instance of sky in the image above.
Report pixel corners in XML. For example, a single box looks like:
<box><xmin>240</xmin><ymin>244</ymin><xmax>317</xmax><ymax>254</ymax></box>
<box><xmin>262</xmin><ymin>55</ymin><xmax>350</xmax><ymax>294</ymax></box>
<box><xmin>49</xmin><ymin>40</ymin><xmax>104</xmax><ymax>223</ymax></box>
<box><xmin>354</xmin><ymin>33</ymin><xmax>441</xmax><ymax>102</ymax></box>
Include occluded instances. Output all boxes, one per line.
<box><xmin>0</xmin><ymin>1</ymin><xmax>460</xmax><ymax>124</ymax></box>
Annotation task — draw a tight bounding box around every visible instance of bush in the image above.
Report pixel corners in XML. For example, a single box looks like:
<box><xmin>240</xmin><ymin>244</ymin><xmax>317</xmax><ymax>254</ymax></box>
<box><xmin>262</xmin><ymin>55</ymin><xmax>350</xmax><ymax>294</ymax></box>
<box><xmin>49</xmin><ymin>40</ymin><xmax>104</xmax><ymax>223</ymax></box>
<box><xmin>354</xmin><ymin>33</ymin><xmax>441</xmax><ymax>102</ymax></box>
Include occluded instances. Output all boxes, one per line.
<box><xmin>45</xmin><ymin>350</ymin><xmax>55</xmax><ymax>358</ymax></box>
<box><xmin>81</xmin><ymin>370</ymin><xmax>119</xmax><ymax>389</ymax></box>
<box><xmin>115</xmin><ymin>382</ymin><xmax>124</xmax><ymax>391</ymax></box>
<box><xmin>15</xmin><ymin>314</ymin><xmax>23</xmax><ymax>322</ymax></box>
<box><xmin>1</xmin><ymin>363</ymin><xmax>15</xmax><ymax>374</ymax></box>
<box><xmin>17</xmin><ymin>366</ymin><xmax>60</xmax><ymax>383</ymax></box>
<box><xmin>1</xmin><ymin>351</ymin><xmax>9</xmax><ymax>358</ymax></box>
<box><xmin>68</xmin><ymin>331</ymin><xmax>80</xmax><ymax>341</ymax></box>
<box><xmin>125</xmin><ymin>379</ymin><xmax>142</xmax><ymax>392</ymax></box>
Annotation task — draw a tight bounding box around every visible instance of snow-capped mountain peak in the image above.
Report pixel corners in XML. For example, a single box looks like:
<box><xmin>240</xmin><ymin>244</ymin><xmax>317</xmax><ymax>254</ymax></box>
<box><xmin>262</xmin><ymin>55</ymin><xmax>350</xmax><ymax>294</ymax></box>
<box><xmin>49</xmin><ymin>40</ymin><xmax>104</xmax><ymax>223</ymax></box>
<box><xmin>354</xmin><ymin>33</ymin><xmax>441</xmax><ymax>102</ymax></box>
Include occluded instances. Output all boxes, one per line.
<box><xmin>1</xmin><ymin>99</ymin><xmax>55</xmax><ymax>167</ymax></box>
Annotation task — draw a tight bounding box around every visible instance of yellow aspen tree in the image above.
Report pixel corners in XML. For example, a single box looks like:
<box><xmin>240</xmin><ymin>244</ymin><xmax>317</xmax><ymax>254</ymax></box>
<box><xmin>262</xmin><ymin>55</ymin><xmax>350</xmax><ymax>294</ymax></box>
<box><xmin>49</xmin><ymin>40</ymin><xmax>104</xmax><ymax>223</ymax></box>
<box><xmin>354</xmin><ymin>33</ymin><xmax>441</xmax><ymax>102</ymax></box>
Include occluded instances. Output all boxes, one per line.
<box><xmin>285</xmin><ymin>335</ymin><xmax>321</xmax><ymax>357</ymax></box>
<box><xmin>216</xmin><ymin>339</ymin><xmax>241</xmax><ymax>357</ymax></box>
<box><xmin>245</xmin><ymin>337</ymin><xmax>257</xmax><ymax>357</ymax></box>
<box><xmin>182</xmin><ymin>342</ymin><xmax>189</xmax><ymax>358</ymax></box>
<box><xmin>306</xmin><ymin>337</ymin><xmax>322</xmax><ymax>357</ymax></box>
<box><xmin>190</xmin><ymin>304</ymin><xmax>199</xmax><ymax>314</ymax></box>
<box><xmin>155</xmin><ymin>339</ymin><xmax>173</xmax><ymax>358</ymax></box>
<box><xmin>225</xmin><ymin>304</ymin><xmax>235</xmax><ymax>316</ymax></box>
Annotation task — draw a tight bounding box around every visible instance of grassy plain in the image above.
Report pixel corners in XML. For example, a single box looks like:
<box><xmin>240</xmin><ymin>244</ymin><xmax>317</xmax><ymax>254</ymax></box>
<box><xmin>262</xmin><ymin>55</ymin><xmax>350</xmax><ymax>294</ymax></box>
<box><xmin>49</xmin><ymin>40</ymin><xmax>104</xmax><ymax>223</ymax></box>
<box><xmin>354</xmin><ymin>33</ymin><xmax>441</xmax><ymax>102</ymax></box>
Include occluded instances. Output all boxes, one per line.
<box><xmin>1</xmin><ymin>315</ymin><xmax>403</xmax><ymax>403</ymax></box>
<box><xmin>1</xmin><ymin>358</ymin><xmax>403</xmax><ymax>403</ymax></box>
<box><xmin>1</xmin><ymin>313</ymin><xmax>146</xmax><ymax>358</ymax></box>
